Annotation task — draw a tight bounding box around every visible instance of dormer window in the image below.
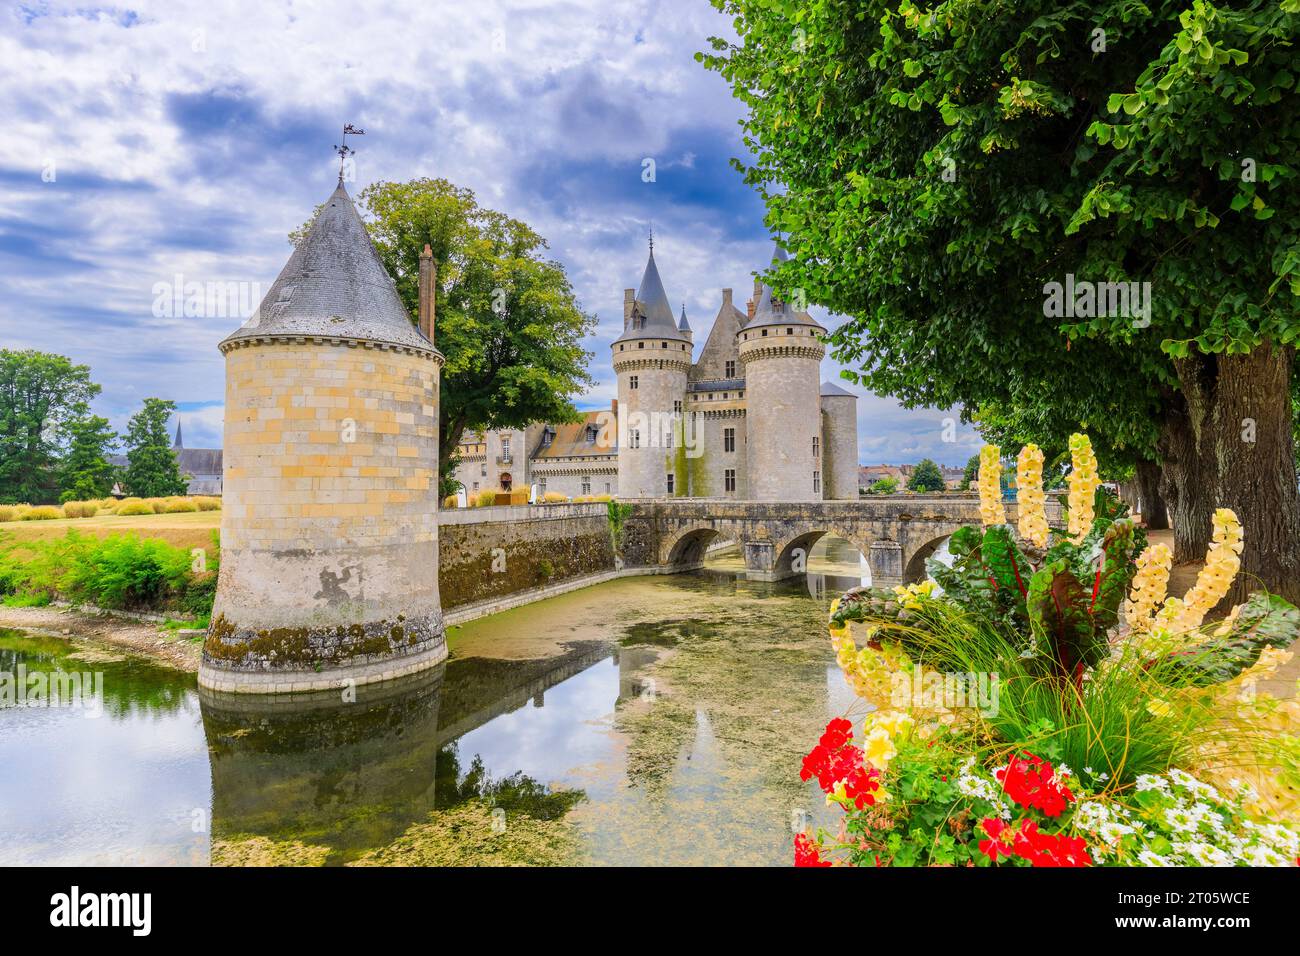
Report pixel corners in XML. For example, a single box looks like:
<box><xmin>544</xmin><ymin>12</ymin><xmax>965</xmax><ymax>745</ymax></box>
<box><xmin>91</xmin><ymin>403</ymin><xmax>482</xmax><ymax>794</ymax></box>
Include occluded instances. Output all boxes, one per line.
<box><xmin>542</xmin><ymin>429</ymin><xmax>554</xmax><ymax>448</ymax></box>
<box><xmin>586</xmin><ymin>425</ymin><xmax>598</xmax><ymax>443</ymax></box>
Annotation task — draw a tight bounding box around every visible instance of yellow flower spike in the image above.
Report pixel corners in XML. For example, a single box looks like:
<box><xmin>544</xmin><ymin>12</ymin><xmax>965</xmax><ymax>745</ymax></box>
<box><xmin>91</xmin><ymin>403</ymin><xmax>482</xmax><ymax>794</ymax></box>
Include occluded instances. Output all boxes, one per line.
<box><xmin>1125</xmin><ymin>542</ymin><xmax>1172</xmax><ymax>633</ymax></box>
<box><xmin>1173</xmin><ymin>508</ymin><xmax>1243</xmax><ymax>633</ymax></box>
<box><xmin>1015</xmin><ymin>443</ymin><xmax>1049</xmax><ymax>547</ymax></box>
<box><xmin>977</xmin><ymin>444</ymin><xmax>1005</xmax><ymax>526</ymax></box>
<box><xmin>1066</xmin><ymin>433</ymin><xmax>1100</xmax><ymax>543</ymax></box>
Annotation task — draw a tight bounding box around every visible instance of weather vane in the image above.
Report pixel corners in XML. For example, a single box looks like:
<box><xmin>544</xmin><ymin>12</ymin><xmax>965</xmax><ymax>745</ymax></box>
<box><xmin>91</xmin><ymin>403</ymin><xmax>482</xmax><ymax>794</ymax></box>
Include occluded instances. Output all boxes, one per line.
<box><xmin>333</xmin><ymin>123</ymin><xmax>365</xmax><ymax>184</ymax></box>
<box><xmin>648</xmin><ymin>220</ymin><xmax>654</xmax><ymax>254</ymax></box>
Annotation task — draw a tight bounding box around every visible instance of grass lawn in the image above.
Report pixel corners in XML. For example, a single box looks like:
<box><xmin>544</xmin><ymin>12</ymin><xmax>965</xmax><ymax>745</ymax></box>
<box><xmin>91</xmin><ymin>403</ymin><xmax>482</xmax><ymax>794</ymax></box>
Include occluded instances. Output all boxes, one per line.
<box><xmin>0</xmin><ymin>510</ymin><xmax>221</xmax><ymax>552</ymax></box>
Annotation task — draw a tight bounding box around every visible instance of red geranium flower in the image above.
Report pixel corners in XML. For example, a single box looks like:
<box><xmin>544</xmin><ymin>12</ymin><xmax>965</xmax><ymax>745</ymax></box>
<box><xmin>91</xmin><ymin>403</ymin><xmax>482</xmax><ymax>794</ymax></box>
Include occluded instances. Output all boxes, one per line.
<box><xmin>978</xmin><ymin>818</ymin><xmax>1017</xmax><ymax>862</ymax></box>
<box><xmin>995</xmin><ymin>752</ymin><xmax>1075</xmax><ymax>818</ymax></box>
<box><xmin>801</xmin><ymin>719</ymin><xmax>881</xmax><ymax>807</ymax></box>
<box><xmin>795</xmin><ymin>832</ymin><xmax>831</xmax><ymax>867</ymax></box>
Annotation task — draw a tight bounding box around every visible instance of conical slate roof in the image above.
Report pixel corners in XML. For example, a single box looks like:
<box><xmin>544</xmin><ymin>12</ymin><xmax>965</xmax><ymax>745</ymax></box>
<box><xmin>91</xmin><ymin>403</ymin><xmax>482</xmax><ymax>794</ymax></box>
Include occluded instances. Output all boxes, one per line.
<box><xmin>743</xmin><ymin>242</ymin><xmax>825</xmax><ymax>333</ymax></box>
<box><xmin>615</xmin><ymin>249</ymin><xmax>687</xmax><ymax>343</ymax></box>
<box><xmin>820</xmin><ymin>379</ymin><xmax>856</xmax><ymax>398</ymax></box>
<box><xmin>678</xmin><ymin>303</ymin><xmax>691</xmax><ymax>332</ymax></box>
<box><xmin>221</xmin><ymin>183</ymin><xmax>434</xmax><ymax>354</ymax></box>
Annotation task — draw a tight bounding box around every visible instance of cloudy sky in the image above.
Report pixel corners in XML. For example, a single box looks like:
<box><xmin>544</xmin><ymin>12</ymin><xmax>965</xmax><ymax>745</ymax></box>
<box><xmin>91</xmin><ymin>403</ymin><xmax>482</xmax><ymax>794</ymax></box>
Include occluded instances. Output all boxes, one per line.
<box><xmin>1</xmin><ymin>0</ymin><xmax>983</xmax><ymax>467</ymax></box>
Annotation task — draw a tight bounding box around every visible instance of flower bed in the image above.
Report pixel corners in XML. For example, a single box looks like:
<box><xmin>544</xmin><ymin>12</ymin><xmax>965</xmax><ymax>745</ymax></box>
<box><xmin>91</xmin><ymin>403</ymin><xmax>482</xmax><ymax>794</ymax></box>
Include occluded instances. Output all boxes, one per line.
<box><xmin>796</xmin><ymin>435</ymin><xmax>1300</xmax><ymax>867</ymax></box>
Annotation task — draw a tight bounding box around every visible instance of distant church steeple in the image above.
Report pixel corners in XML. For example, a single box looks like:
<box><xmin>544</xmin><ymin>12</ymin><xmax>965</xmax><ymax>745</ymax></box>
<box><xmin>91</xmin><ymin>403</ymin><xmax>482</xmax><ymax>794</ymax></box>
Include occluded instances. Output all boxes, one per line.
<box><xmin>173</xmin><ymin>420</ymin><xmax>184</xmax><ymax>449</ymax></box>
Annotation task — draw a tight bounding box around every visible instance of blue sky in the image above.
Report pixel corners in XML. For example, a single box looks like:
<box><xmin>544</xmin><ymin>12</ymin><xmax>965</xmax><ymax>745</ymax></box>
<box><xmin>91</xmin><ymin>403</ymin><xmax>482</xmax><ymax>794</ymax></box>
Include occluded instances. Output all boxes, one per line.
<box><xmin>0</xmin><ymin>0</ymin><xmax>983</xmax><ymax>467</ymax></box>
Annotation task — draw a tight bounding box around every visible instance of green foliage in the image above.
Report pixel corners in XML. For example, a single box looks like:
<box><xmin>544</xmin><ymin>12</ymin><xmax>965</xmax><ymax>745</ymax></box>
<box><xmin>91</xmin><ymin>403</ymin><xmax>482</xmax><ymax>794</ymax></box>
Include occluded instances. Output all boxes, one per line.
<box><xmin>699</xmin><ymin>1</ymin><xmax>1300</xmax><ymax>595</ymax></box>
<box><xmin>906</xmin><ymin>458</ymin><xmax>945</xmax><ymax>492</ymax></box>
<box><xmin>866</xmin><ymin>476</ymin><xmax>899</xmax><ymax>495</ymax></box>
<box><xmin>0</xmin><ymin>350</ymin><xmax>100</xmax><ymax>504</ymax></box>
<box><xmin>606</xmin><ymin>499</ymin><xmax>634</xmax><ymax>550</ymax></box>
<box><xmin>300</xmin><ymin>178</ymin><xmax>597</xmax><ymax>488</ymax></box>
<box><xmin>58</xmin><ymin>413</ymin><xmax>118</xmax><ymax>503</ymax></box>
<box><xmin>958</xmin><ymin>454</ymin><xmax>979</xmax><ymax>490</ymax></box>
<box><xmin>122</xmin><ymin>398</ymin><xmax>187</xmax><ymax>497</ymax></box>
<box><xmin>0</xmin><ymin>530</ymin><xmax>216</xmax><ymax>615</ymax></box>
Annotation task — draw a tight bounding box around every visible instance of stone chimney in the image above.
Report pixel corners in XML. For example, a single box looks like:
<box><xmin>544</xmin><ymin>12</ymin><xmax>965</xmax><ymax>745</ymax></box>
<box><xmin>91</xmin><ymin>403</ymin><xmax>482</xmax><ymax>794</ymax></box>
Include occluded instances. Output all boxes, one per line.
<box><xmin>418</xmin><ymin>244</ymin><xmax>436</xmax><ymax>342</ymax></box>
<box><xmin>722</xmin><ymin>288</ymin><xmax>733</xmax><ymax>310</ymax></box>
<box><xmin>623</xmin><ymin>288</ymin><xmax>635</xmax><ymax>329</ymax></box>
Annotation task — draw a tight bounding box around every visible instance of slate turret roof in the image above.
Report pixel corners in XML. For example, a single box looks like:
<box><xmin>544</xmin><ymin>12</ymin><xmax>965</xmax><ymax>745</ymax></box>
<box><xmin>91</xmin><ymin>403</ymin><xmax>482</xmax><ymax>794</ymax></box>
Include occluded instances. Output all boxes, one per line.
<box><xmin>742</xmin><ymin>242</ymin><xmax>825</xmax><ymax>334</ymax></box>
<box><xmin>220</xmin><ymin>183</ymin><xmax>434</xmax><ymax>354</ymax></box>
<box><xmin>820</xmin><ymin>380</ymin><xmax>856</xmax><ymax>398</ymax></box>
<box><xmin>615</xmin><ymin>249</ymin><xmax>688</xmax><ymax>344</ymax></box>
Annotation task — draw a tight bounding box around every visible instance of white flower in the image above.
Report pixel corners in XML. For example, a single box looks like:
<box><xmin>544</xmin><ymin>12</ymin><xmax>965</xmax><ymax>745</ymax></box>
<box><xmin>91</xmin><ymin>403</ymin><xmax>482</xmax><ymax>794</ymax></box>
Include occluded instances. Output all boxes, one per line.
<box><xmin>1136</xmin><ymin>774</ymin><xmax>1171</xmax><ymax>794</ymax></box>
<box><xmin>1164</xmin><ymin>806</ymin><xmax>1198</xmax><ymax>834</ymax></box>
<box><xmin>1137</xmin><ymin>849</ymin><xmax>1171</xmax><ymax>867</ymax></box>
<box><xmin>1180</xmin><ymin>842</ymin><xmax>1232</xmax><ymax>867</ymax></box>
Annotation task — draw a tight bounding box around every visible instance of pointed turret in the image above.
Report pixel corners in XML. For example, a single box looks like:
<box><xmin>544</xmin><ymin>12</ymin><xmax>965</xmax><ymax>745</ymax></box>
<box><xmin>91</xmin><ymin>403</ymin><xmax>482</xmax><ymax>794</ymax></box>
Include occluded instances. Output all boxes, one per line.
<box><xmin>222</xmin><ymin>183</ymin><xmax>432</xmax><ymax>355</ymax></box>
<box><xmin>204</xmin><ymin>178</ymin><xmax>446</xmax><ymax>694</ymax></box>
<box><xmin>742</xmin><ymin>242</ymin><xmax>825</xmax><ymax>334</ymax></box>
<box><xmin>615</xmin><ymin>244</ymin><xmax>689</xmax><ymax>344</ymax></box>
<box><xmin>173</xmin><ymin>420</ymin><xmax>184</xmax><ymax>449</ymax></box>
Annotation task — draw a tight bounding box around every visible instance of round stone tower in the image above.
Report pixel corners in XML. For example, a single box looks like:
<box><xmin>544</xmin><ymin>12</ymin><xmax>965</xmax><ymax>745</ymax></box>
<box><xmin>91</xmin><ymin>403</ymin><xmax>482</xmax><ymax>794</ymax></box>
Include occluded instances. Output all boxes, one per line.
<box><xmin>820</xmin><ymin>380</ymin><xmax>860</xmax><ymax>500</ymax></box>
<box><xmin>737</xmin><ymin>244</ymin><xmax>826</xmax><ymax>501</ymax></box>
<box><xmin>612</xmin><ymin>243</ymin><xmax>692</xmax><ymax>498</ymax></box>
<box><xmin>201</xmin><ymin>181</ymin><xmax>446</xmax><ymax>694</ymax></box>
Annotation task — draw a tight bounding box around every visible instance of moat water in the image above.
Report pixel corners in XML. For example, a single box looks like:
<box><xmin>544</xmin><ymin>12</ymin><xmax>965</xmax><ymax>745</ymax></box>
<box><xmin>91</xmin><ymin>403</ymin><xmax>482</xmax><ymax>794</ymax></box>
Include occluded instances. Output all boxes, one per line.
<box><xmin>0</xmin><ymin>538</ymin><xmax>935</xmax><ymax>866</ymax></box>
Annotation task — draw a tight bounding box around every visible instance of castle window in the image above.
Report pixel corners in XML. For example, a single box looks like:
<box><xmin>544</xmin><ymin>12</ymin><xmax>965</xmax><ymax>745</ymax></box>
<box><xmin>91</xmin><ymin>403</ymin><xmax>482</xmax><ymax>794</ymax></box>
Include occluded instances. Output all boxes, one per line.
<box><xmin>662</xmin><ymin>342</ymin><xmax>668</xmax><ymax>349</ymax></box>
<box><xmin>629</xmin><ymin>375</ymin><xmax>638</xmax><ymax>390</ymax></box>
<box><xmin>722</xmin><ymin>393</ymin><xmax>728</xmax><ymax>400</ymax></box>
<box><xmin>539</xmin><ymin>478</ymin><xmax>547</xmax><ymax>493</ymax></box>
<box><xmin>542</xmin><ymin>429</ymin><xmax>553</xmax><ymax>447</ymax></box>
<box><xmin>724</xmin><ymin>428</ymin><xmax>735</xmax><ymax>453</ymax></box>
<box><xmin>673</xmin><ymin>400</ymin><xmax>682</xmax><ymax>414</ymax></box>
<box><xmin>725</xmin><ymin>360</ymin><xmax>735</xmax><ymax>377</ymax></box>
<box><xmin>481</xmin><ymin>463</ymin><xmax>487</xmax><ymax>477</ymax></box>
<box><xmin>666</xmin><ymin>473</ymin><xmax>675</xmax><ymax>494</ymax></box>
<box><xmin>586</xmin><ymin>425</ymin><xmax>597</xmax><ymax>443</ymax></box>
<box><xmin>787</xmin><ymin>328</ymin><xmax>793</xmax><ymax>335</ymax></box>
<box><xmin>813</xmin><ymin>436</ymin><xmax>820</xmax><ymax>459</ymax></box>
<box><xmin>638</xmin><ymin>341</ymin><xmax>645</xmax><ymax>349</ymax></box>
<box><xmin>605</xmin><ymin>482</ymin><xmax>612</xmax><ymax>494</ymax></box>
<box><xmin>761</xmin><ymin>329</ymin><xmax>768</xmax><ymax>337</ymax></box>
<box><xmin>582</xmin><ymin>475</ymin><xmax>591</xmax><ymax>494</ymax></box>
<box><xmin>708</xmin><ymin>393</ymin><xmax>714</xmax><ymax>400</ymax></box>
<box><xmin>724</xmin><ymin>469</ymin><xmax>736</xmax><ymax>492</ymax></box>
<box><xmin>630</xmin><ymin>430</ymin><xmax>641</xmax><ymax>449</ymax></box>
<box><xmin>813</xmin><ymin>471</ymin><xmax>821</xmax><ymax>494</ymax></box>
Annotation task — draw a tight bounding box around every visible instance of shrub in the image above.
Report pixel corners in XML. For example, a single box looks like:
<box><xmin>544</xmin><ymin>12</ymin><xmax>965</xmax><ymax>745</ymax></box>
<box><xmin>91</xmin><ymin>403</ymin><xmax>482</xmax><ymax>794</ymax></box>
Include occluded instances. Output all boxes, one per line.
<box><xmin>62</xmin><ymin>501</ymin><xmax>100</xmax><ymax>519</ymax></box>
<box><xmin>442</xmin><ymin>495</ymin><xmax>459</xmax><ymax>508</ymax></box>
<box><xmin>20</xmin><ymin>506</ymin><xmax>62</xmax><ymax>521</ymax></box>
<box><xmin>542</xmin><ymin>492</ymin><xmax>569</xmax><ymax>503</ymax></box>
<box><xmin>474</xmin><ymin>488</ymin><xmax>502</xmax><ymax>507</ymax></box>
<box><xmin>143</xmin><ymin>497</ymin><xmax>169</xmax><ymax>513</ymax></box>
<box><xmin>193</xmin><ymin>496</ymin><xmax>222</xmax><ymax>511</ymax></box>
<box><xmin>162</xmin><ymin>497</ymin><xmax>199</xmax><ymax>513</ymax></box>
<box><xmin>115</xmin><ymin>499</ymin><xmax>155</xmax><ymax>516</ymax></box>
<box><xmin>0</xmin><ymin>506</ymin><xmax>18</xmax><ymax>522</ymax></box>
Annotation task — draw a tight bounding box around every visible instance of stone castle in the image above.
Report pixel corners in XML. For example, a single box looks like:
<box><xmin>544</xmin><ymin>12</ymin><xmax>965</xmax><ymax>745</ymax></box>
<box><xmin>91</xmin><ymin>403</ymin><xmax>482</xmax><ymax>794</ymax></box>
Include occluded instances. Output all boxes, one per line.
<box><xmin>452</xmin><ymin>242</ymin><xmax>858</xmax><ymax>502</ymax></box>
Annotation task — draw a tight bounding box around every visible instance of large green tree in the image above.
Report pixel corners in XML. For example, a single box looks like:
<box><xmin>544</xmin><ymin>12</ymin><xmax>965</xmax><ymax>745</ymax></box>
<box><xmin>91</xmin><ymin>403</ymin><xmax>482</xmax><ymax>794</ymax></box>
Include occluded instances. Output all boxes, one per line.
<box><xmin>702</xmin><ymin>0</ymin><xmax>1300</xmax><ymax>601</ymax></box>
<box><xmin>123</xmin><ymin>398</ymin><xmax>187</xmax><ymax>497</ymax></box>
<box><xmin>907</xmin><ymin>458</ymin><xmax>946</xmax><ymax>492</ymax></box>
<box><xmin>0</xmin><ymin>350</ymin><xmax>100</xmax><ymax>504</ymax></box>
<box><xmin>58</xmin><ymin>411</ymin><xmax>119</xmax><ymax>502</ymax></box>
<box><xmin>296</xmin><ymin>179</ymin><xmax>596</xmax><ymax>493</ymax></box>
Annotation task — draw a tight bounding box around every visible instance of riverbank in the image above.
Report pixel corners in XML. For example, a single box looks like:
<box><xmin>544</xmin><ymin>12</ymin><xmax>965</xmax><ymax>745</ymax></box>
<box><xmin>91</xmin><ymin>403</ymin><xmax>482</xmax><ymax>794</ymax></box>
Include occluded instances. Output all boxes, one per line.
<box><xmin>0</xmin><ymin>603</ymin><xmax>202</xmax><ymax>671</ymax></box>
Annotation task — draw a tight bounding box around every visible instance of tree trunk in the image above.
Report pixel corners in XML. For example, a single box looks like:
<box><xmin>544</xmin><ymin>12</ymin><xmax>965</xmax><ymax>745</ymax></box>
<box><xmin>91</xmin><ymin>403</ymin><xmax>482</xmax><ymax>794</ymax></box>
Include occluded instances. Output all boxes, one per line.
<box><xmin>1157</xmin><ymin>390</ymin><xmax>1214</xmax><ymax>562</ymax></box>
<box><xmin>1172</xmin><ymin>345</ymin><xmax>1300</xmax><ymax>605</ymax></box>
<box><xmin>1134</xmin><ymin>459</ymin><xmax>1168</xmax><ymax>530</ymax></box>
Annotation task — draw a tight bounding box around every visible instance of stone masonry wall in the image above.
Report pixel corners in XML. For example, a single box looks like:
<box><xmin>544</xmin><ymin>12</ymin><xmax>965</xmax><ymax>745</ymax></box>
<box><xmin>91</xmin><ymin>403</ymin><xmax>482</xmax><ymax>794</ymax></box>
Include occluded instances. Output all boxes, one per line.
<box><xmin>205</xmin><ymin>341</ymin><xmax>444</xmax><ymax>690</ymax></box>
<box><xmin>438</xmin><ymin>503</ymin><xmax>616</xmax><ymax>609</ymax></box>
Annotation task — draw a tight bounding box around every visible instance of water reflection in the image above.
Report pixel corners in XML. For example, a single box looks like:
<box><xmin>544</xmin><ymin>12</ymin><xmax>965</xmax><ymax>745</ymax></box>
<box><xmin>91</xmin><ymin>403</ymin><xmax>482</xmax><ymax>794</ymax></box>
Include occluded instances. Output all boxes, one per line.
<box><xmin>2</xmin><ymin>554</ymin><xmax>875</xmax><ymax>866</ymax></box>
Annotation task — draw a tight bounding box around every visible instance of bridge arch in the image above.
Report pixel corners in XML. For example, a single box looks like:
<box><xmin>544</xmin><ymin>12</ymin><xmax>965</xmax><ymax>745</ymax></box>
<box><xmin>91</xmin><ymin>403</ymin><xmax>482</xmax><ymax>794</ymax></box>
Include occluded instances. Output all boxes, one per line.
<box><xmin>903</xmin><ymin>534</ymin><xmax>948</xmax><ymax>584</ymax></box>
<box><xmin>660</xmin><ymin>522</ymin><xmax>723</xmax><ymax>569</ymax></box>
<box><xmin>771</xmin><ymin>526</ymin><xmax>872</xmax><ymax>579</ymax></box>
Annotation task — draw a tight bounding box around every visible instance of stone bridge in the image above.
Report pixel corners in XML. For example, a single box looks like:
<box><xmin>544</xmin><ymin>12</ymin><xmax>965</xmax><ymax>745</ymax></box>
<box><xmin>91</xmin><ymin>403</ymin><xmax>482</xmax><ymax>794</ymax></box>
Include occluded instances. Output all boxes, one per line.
<box><xmin>620</xmin><ymin>495</ymin><xmax>1060</xmax><ymax>588</ymax></box>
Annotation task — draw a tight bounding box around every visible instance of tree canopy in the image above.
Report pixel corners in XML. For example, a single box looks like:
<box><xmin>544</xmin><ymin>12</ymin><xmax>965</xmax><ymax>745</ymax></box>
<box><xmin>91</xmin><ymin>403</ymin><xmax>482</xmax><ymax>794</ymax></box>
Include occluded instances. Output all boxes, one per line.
<box><xmin>0</xmin><ymin>350</ymin><xmax>100</xmax><ymax>504</ymax></box>
<box><xmin>701</xmin><ymin>0</ymin><xmax>1300</xmax><ymax>600</ymax></box>
<box><xmin>907</xmin><ymin>458</ymin><xmax>947</xmax><ymax>492</ymax></box>
<box><xmin>123</xmin><ymin>398</ymin><xmax>187</xmax><ymax>498</ymax></box>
